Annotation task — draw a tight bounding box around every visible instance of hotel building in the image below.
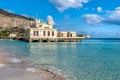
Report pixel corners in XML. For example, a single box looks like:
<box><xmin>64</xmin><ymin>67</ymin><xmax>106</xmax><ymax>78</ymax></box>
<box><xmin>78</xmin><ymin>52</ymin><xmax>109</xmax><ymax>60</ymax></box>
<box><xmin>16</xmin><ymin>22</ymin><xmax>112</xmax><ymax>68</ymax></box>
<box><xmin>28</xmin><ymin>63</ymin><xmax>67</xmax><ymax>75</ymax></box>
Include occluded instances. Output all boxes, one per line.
<box><xmin>25</xmin><ymin>17</ymin><xmax>84</xmax><ymax>42</ymax></box>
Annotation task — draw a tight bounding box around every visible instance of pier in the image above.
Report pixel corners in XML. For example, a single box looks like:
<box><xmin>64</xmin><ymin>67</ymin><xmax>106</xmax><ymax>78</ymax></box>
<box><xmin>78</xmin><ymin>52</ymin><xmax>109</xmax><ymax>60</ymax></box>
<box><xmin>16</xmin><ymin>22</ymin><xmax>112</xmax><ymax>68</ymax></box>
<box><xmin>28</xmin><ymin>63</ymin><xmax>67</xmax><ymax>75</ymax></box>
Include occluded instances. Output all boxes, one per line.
<box><xmin>26</xmin><ymin>37</ymin><xmax>85</xmax><ymax>42</ymax></box>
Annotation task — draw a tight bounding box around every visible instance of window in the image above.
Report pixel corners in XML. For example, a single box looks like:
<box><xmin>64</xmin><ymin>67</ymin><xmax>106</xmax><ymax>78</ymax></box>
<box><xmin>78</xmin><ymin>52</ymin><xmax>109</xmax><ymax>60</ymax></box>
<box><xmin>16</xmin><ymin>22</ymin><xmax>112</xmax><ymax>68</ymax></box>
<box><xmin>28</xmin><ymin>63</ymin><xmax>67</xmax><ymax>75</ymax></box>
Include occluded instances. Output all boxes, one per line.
<box><xmin>43</xmin><ymin>31</ymin><xmax>46</xmax><ymax>36</ymax></box>
<box><xmin>61</xmin><ymin>33</ymin><xmax>63</xmax><ymax>37</ymax></box>
<box><xmin>70</xmin><ymin>33</ymin><xmax>72</xmax><ymax>37</ymax></box>
<box><xmin>33</xmin><ymin>31</ymin><xmax>39</xmax><ymax>36</ymax></box>
<box><xmin>39</xmin><ymin>25</ymin><xmax>42</xmax><ymax>27</ymax></box>
<box><xmin>52</xmin><ymin>31</ymin><xmax>54</xmax><ymax>36</ymax></box>
<box><xmin>36</xmin><ymin>31</ymin><xmax>39</xmax><ymax>36</ymax></box>
<box><xmin>45</xmin><ymin>27</ymin><xmax>49</xmax><ymax>29</ymax></box>
<box><xmin>48</xmin><ymin>31</ymin><xmax>50</xmax><ymax>36</ymax></box>
<box><xmin>33</xmin><ymin>31</ymin><xmax>36</xmax><ymax>36</ymax></box>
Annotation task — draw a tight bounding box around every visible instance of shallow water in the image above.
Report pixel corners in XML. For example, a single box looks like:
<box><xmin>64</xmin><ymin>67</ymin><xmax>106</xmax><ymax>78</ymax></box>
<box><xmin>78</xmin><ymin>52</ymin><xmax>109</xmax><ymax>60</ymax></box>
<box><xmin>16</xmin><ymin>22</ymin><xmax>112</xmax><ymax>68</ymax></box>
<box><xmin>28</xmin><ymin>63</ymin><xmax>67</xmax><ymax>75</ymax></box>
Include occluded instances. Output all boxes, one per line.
<box><xmin>0</xmin><ymin>39</ymin><xmax>120</xmax><ymax>80</ymax></box>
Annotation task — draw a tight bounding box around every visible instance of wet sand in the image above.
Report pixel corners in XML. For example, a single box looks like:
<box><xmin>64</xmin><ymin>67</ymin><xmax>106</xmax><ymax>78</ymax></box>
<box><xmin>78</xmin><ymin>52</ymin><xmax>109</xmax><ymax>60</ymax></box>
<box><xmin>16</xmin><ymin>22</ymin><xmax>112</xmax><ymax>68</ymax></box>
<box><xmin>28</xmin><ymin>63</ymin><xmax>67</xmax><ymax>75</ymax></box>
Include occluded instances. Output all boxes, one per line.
<box><xmin>0</xmin><ymin>47</ymin><xmax>66</xmax><ymax>80</ymax></box>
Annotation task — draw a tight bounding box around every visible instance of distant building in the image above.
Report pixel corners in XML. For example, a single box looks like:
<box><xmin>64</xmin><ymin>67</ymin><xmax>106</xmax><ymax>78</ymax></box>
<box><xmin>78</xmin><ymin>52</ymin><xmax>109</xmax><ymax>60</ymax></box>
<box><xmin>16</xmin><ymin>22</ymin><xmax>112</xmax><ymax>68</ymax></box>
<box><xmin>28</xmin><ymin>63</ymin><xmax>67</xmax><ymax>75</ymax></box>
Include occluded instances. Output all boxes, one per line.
<box><xmin>85</xmin><ymin>35</ymin><xmax>91</xmax><ymax>38</ymax></box>
<box><xmin>9</xmin><ymin>33</ymin><xmax>17</xmax><ymax>38</ymax></box>
<box><xmin>57</xmin><ymin>32</ymin><xmax>76</xmax><ymax>37</ymax></box>
<box><xmin>25</xmin><ymin>17</ymin><xmax>84</xmax><ymax>42</ymax></box>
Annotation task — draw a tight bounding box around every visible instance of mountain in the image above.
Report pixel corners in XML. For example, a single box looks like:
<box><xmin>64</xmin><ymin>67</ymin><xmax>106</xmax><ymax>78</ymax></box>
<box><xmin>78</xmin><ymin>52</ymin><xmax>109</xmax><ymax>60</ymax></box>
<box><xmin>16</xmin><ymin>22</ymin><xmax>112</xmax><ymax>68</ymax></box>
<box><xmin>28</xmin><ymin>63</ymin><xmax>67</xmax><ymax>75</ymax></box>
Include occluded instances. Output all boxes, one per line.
<box><xmin>0</xmin><ymin>9</ymin><xmax>35</xmax><ymax>29</ymax></box>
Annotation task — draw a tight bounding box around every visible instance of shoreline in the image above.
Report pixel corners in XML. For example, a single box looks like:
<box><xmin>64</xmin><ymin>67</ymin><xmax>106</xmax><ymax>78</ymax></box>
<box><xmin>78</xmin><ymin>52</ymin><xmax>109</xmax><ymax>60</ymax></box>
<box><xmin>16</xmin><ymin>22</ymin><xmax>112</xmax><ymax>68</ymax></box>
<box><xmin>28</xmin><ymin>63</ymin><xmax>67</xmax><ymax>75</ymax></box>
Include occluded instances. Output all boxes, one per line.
<box><xmin>0</xmin><ymin>47</ymin><xmax>67</xmax><ymax>80</ymax></box>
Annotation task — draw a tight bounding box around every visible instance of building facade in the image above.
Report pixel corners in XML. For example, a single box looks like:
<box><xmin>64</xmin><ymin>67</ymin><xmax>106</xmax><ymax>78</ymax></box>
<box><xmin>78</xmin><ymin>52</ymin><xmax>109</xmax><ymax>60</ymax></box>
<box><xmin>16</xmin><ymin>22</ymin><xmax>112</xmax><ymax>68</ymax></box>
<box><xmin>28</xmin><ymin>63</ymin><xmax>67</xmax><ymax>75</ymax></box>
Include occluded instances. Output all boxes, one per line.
<box><xmin>57</xmin><ymin>32</ymin><xmax>76</xmax><ymax>37</ymax></box>
<box><xmin>25</xmin><ymin>17</ymin><xmax>83</xmax><ymax>42</ymax></box>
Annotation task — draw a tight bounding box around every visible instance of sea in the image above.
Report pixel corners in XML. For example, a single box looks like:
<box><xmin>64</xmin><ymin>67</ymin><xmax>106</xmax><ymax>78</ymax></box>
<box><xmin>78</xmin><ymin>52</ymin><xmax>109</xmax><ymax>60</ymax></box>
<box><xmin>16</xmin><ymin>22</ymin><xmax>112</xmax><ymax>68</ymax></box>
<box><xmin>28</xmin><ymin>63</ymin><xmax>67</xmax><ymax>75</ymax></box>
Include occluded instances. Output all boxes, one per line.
<box><xmin>0</xmin><ymin>38</ymin><xmax>120</xmax><ymax>80</ymax></box>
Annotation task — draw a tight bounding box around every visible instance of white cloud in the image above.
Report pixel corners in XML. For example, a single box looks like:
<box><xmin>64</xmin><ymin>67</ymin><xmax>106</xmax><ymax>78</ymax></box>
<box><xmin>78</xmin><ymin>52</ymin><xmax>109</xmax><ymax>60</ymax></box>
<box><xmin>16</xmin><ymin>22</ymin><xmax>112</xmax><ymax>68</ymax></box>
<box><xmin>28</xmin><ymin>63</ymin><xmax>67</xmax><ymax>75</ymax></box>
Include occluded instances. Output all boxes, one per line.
<box><xmin>108</xmin><ymin>7</ymin><xmax>120</xmax><ymax>20</ymax></box>
<box><xmin>97</xmin><ymin>7</ymin><xmax>102</xmax><ymax>12</ymax></box>
<box><xmin>83</xmin><ymin>7</ymin><xmax>120</xmax><ymax>26</ymax></box>
<box><xmin>49</xmin><ymin>0</ymin><xmax>89</xmax><ymax>12</ymax></box>
<box><xmin>105</xmin><ymin>10</ymin><xmax>112</xmax><ymax>14</ymax></box>
<box><xmin>83</xmin><ymin>14</ymin><xmax>104</xmax><ymax>26</ymax></box>
<box><xmin>104</xmin><ymin>7</ymin><xmax>120</xmax><ymax>25</ymax></box>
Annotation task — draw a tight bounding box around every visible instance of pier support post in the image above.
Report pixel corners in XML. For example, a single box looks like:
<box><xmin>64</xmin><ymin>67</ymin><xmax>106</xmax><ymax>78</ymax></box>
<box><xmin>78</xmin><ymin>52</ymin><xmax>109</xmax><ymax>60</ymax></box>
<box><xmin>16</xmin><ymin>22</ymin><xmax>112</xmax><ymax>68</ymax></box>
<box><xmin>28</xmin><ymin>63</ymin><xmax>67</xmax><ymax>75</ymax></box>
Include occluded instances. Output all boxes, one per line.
<box><xmin>39</xmin><ymin>39</ymin><xmax>42</xmax><ymax>43</ymax></box>
<box><xmin>29</xmin><ymin>39</ymin><xmax>32</xmax><ymax>42</ymax></box>
<box><xmin>55</xmin><ymin>39</ymin><xmax>58</xmax><ymax>42</ymax></box>
<box><xmin>48</xmin><ymin>39</ymin><xmax>50</xmax><ymax>43</ymax></box>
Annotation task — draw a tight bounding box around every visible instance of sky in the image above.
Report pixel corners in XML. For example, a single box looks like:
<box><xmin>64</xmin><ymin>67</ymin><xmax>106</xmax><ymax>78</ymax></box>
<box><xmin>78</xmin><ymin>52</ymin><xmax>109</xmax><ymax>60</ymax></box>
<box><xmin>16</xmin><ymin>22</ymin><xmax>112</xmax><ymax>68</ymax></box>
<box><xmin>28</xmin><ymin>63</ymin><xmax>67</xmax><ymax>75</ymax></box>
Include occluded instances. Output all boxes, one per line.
<box><xmin>0</xmin><ymin>0</ymin><xmax>120</xmax><ymax>38</ymax></box>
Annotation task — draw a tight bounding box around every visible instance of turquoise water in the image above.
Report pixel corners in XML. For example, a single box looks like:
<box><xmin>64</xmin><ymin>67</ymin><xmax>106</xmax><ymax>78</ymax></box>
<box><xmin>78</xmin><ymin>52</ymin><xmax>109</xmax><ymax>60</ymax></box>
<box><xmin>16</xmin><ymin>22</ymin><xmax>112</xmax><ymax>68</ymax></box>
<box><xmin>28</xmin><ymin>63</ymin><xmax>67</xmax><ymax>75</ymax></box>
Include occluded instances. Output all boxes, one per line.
<box><xmin>0</xmin><ymin>39</ymin><xmax>120</xmax><ymax>80</ymax></box>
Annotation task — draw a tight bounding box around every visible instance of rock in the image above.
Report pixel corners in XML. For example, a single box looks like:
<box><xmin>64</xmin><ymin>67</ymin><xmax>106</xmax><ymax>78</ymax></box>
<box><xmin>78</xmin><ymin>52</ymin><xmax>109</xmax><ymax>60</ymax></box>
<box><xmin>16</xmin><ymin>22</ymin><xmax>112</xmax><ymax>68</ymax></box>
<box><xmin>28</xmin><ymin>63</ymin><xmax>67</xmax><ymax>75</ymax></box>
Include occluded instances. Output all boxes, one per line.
<box><xmin>0</xmin><ymin>9</ymin><xmax>35</xmax><ymax>29</ymax></box>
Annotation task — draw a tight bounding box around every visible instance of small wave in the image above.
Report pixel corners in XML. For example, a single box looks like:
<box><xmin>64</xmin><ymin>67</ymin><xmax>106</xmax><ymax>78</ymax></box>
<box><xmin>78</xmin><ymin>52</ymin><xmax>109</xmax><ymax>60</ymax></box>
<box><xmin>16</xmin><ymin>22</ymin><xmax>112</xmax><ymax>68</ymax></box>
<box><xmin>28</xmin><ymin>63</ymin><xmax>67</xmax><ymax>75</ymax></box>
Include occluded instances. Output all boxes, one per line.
<box><xmin>12</xmin><ymin>58</ymin><xmax>22</xmax><ymax>63</ymax></box>
<box><xmin>26</xmin><ymin>68</ymin><xmax>35</xmax><ymax>72</ymax></box>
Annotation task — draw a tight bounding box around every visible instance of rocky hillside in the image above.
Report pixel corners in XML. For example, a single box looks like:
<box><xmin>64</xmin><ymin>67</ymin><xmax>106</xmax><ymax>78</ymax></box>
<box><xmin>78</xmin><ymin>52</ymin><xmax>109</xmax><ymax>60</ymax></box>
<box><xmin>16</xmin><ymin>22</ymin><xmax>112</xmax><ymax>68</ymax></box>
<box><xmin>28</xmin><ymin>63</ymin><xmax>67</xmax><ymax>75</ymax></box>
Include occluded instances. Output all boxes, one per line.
<box><xmin>0</xmin><ymin>9</ymin><xmax>35</xmax><ymax>29</ymax></box>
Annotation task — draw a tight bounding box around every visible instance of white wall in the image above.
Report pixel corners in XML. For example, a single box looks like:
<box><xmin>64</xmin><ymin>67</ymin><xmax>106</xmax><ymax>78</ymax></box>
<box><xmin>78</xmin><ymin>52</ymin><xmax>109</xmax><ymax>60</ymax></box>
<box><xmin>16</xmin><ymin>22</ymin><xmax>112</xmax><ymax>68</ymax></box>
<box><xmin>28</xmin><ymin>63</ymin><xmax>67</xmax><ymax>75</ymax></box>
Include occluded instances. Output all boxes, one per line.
<box><xmin>29</xmin><ymin>29</ymin><xmax>57</xmax><ymax>38</ymax></box>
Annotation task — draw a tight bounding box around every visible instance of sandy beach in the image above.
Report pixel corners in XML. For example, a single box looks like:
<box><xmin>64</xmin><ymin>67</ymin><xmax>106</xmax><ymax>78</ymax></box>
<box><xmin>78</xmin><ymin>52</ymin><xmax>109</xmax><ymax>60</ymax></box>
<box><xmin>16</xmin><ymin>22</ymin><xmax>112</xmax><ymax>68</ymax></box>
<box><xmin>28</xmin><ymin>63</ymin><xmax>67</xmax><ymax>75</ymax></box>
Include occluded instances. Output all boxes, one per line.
<box><xmin>0</xmin><ymin>47</ymin><xmax>66</xmax><ymax>80</ymax></box>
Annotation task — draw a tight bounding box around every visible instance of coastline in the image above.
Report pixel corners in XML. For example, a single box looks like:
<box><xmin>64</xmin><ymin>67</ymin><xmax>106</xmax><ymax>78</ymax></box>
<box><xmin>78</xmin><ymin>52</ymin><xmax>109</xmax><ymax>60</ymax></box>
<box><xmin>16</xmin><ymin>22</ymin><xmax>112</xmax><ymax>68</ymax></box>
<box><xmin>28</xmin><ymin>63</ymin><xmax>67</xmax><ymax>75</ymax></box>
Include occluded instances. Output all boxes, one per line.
<box><xmin>0</xmin><ymin>46</ymin><xmax>67</xmax><ymax>80</ymax></box>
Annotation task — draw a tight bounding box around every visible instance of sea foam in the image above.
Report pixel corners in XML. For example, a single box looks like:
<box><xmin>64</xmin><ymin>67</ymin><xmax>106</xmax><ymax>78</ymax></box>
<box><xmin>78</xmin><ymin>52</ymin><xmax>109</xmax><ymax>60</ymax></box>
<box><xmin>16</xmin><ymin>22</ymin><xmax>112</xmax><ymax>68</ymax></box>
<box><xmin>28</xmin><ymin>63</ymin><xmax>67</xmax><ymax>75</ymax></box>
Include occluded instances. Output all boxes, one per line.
<box><xmin>26</xmin><ymin>68</ymin><xmax>35</xmax><ymax>72</ymax></box>
<box><xmin>12</xmin><ymin>58</ymin><xmax>22</xmax><ymax>63</ymax></box>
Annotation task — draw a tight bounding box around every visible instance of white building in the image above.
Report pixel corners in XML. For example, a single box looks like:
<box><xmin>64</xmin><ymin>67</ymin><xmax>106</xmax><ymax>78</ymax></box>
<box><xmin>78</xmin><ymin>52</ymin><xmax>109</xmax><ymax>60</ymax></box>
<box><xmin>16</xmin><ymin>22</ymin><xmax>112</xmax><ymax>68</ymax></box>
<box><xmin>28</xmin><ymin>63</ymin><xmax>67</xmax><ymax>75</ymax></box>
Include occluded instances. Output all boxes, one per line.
<box><xmin>25</xmin><ymin>16</ymin><xmax>83</xmax><ymax>42</ymax></box>
<box><xmin>9</xmin><ymin>33</ymin><xmax>17</xmax><ymax>38</ymax></box>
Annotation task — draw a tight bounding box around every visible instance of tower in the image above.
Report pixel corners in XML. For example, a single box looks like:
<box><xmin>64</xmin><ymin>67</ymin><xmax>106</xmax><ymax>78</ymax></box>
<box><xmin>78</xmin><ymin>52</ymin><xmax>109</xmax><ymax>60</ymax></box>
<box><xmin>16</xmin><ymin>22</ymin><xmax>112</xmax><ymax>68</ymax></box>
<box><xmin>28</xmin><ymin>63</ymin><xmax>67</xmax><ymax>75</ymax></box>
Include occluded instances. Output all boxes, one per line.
<box><xmin>35</xmin><ymin>19</ymin><xmax>41</xmax><ymax>27</ymax></box>
<box><xmin>47</xmin><ymin>16</ymin><xmax>54</xmax><ymax>29</ymax></box>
